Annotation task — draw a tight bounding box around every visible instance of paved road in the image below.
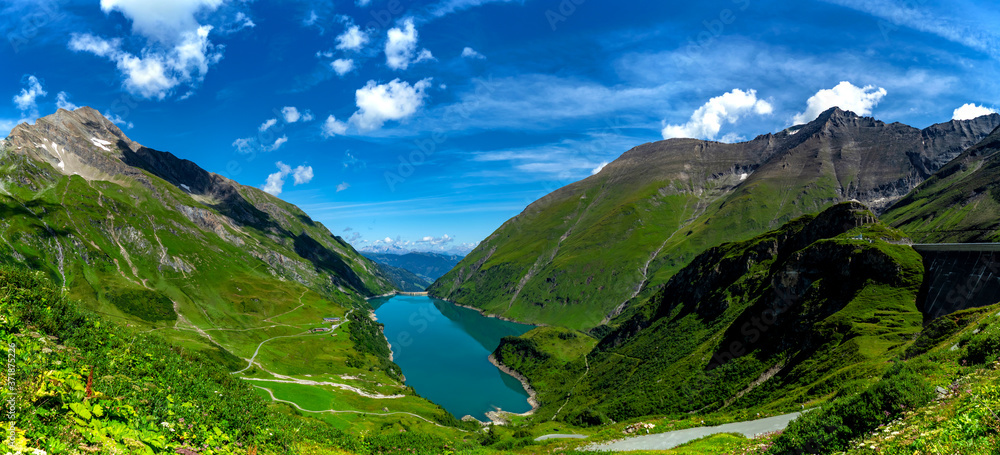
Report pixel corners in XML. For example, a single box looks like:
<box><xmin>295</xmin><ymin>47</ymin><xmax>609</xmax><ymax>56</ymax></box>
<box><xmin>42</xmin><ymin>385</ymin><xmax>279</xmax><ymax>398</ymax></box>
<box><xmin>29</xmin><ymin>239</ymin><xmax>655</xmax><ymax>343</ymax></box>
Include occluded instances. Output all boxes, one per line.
<box><xmin>535</xmin><ymin>434</ymin><xmax>588</xmax><ymax>442</ymax></box>
<box><xmin>583</xmin><ymin>412</ymin><xmax>801</xmax><ymax>452</ymax></box>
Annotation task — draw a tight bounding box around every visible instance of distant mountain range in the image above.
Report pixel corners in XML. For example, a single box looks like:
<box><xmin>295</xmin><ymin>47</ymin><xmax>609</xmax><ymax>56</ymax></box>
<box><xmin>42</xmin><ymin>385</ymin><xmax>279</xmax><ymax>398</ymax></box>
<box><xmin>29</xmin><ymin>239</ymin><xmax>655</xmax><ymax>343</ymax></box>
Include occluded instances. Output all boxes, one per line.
<box><xmin>364</xmin><ymin>251</ymin><xmax>465</xmax><ymax>287</ymax></box>
<box><xmin>358</xmin><ymin>242</ymin><xmax>476</xmax><ymax>256</ymax></box>
<box><xmin>430</xmin><ymin>108</ymin><xmax>1000</xmax><ymax>329</ymax></box>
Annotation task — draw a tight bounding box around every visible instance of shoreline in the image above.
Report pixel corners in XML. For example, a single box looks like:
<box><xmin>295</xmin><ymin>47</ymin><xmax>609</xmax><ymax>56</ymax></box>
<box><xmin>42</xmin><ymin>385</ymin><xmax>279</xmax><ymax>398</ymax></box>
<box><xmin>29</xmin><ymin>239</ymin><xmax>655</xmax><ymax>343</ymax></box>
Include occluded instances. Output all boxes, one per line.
<box><xmin>438</xmin><ymin>295</ymin><xmax>547</xmax><ymax>328</ymax></box>
<box><xmin>488</xmin><ymin>353</ymin><xmax>539</xmax><ymax>417</ymax></box>
<box><xmin>369</xmin><ymin>310</ymin><xmax>395</xmax><ymax>362</ymax></box>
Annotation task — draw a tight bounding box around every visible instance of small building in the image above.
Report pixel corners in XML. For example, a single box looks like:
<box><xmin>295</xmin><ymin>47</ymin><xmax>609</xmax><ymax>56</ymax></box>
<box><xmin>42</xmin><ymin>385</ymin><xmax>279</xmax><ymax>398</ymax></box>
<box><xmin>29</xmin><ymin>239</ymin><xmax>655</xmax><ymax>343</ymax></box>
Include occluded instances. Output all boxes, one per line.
<box><xmin>310</xmin><ymin>328</ymin><xmax>328</xmax><ymax>333</ymax></box>
<box><xmin>323</xmin><ymin>317</ymin><xmax>341</xmax><ymax>322</ymax></box>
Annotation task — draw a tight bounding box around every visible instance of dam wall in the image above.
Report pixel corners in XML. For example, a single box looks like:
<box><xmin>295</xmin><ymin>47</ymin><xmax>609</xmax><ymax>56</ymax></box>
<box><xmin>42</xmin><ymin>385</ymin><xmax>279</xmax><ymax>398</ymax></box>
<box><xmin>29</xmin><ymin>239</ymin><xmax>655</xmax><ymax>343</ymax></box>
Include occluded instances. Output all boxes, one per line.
<box><xmin>913</xmin><ymin>244</ymin><xmax>1000</xmax><ymax>320</ymax></box>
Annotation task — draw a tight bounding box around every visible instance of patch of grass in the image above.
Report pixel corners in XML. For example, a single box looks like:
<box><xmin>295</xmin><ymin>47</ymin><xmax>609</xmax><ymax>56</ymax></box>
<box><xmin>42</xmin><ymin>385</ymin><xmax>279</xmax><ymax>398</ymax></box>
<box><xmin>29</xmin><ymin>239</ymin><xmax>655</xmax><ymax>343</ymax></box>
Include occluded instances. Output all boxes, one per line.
<box><xmin>105</xmin><ymin>288</ymin><xmax>177</xmax><ymax>322</ymax></box>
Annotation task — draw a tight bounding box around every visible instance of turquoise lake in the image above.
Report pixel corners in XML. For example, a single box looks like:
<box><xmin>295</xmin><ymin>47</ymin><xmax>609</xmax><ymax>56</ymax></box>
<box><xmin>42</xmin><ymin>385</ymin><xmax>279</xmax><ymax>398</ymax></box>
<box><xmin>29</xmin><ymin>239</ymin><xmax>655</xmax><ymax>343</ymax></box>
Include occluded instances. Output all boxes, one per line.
<box><xmin>372</xmin><ymin>295</ymin><xmax>534</xmax><ymax>421</ymax></box>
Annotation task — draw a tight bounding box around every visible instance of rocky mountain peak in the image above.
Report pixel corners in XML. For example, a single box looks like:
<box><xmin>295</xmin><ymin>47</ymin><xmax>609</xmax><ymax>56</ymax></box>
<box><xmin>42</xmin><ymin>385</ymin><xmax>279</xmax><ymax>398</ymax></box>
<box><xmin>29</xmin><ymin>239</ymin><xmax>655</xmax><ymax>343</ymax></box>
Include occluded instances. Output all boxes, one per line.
<box><xmin>4</xmin><ymin>106</ymin><xmax>141</xmax><ymax>182</ymax></box>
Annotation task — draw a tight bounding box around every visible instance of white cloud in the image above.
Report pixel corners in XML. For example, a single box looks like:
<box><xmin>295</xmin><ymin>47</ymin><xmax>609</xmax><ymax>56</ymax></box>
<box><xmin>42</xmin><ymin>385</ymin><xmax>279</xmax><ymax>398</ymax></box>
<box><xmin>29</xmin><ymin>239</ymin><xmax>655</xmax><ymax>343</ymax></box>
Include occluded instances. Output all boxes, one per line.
<box><xmin>292</xmin><ymin>165</ymin><xmax>314</xmax><ymax>185</ymax></box>
<box><xmin>952</xmin><ymin>103</ymin><xmax>998</xmax><ymax>121</ymax></box>
<box><xmin>461</xmin><ymin>47</ymin><xmax>485</xmax><ymax>59</ymax></box>
<box><xmin>591</xmin><ymin>161</ymin><xmax>608</xmax><ymax>175</ymax></box>
<box><xmin>267</xmin><ymin>135</ymin><xmax>288</xmax><ymax>151</ymax></box>
<box><xmin>232</xmin><ymin>137</ymin><xmax>254</xmax><ymax>154</ymax></box>
<box><xmin>69</xmin><ymin>26</ymin><xmax>222</xmax><ymax>100</ymax></box>
<box><xmin>349</xmin><ymin>78</ymin><xmax>433</xmax><ymax>132</ymax></box>
<box><xmin>336</xmin><ymin>182</ymin><xmax>350</xmax><ymax>192</ymax></box>
<box><xmin>304</xmin><ymin>10</ymin><xmax>319</xmax><ymax>26</ymax></box>
<box><xmin>65</xmin><ymin>34</ymin><xmax>120</xmax><ymax>57</ymax></box>
<box><xmin>356</xmin><ymin>0</ymin><xmax>371</xmax><ymax>6</ymax></box>
<box><xmin>56</xmin><ymin>91</ymin><xmax>79</xmax><ymax>111</ymax></box>
<box><xmin>230</xmin><ymin>12</ymin><xmax>255</xmax><ymax>31</ymax></box>
<box><xmin>336</xmin><ymin>24</ymin><xmax>369</xmax><ymax>52</ymax></box>
<box><xmin>661</xmin><ymin>88</ymin><xmax>773</xmax><ymax>141</ymax></box>
<box><xmin>331</xmin><ymin>58</ymin><xmax>356</xmax><ymax>76</ymax></box>
<box><xmin>416</xmin><ymin>234</ymin><xmax>454</xmax><ymax>245</ymax></box>
<box><xmin>67</xmin><ymin>0</ymin><xmax>236</xmax><ymax>100</ymax></box>
<box><xmin>104</xmin><ymin>111</ymin><xmax>134</xmax><ymax>129</ymax></box>
<box><xmin>282</xmin><ymin>106</ymin><xmax>313</xmax><ymax>123</ymax></box>
<box><xmin>427</xmin><ymin>0</ymin><xmax>518</xmax><ymax>18</ymax></box>
<box><xmin>384</xmin><ymin>237</ymin><xmax>393</xmax><ymax>243</ymax></box>
<box><xmin>261</xmin><ymin>161</ymin><xmax>312</xmax><ymax>196</ymax></box>
<box><xmin>821</xmin><ymin>0</ymin><xmax>1000</xmax><ymax>60</ymax></box>
<box><xmin>385</xmin><ymin>18</ymin><xmax>434</xmax><ymax>70</ymax></box>
<box><xmin>322</xmin><ymin>115</ymin><xmax>349</xmax><ymax>137</ymax></box>
<box><xmin>99</xmin><ymin>0</ymin><xmax>224</xmax><ymax>43</ymax></box>
<box><xmin>259</xmin><ymin>118</ymin><xmax>278</xmax><ymax>132</ymax></box>
<box><xmin>262</xmin><ymin>161</ymin><xmax>291</xmax><ymax>195</ymax></box>
<box><xmin>12</xmin><ymin>75</ymin><xmax>47</xmax><ymax>118</ymax></box>
<box><xmin>792</xmin><ymin>81</ymin><xmax>887</xmax><ymax>125</ymax></box>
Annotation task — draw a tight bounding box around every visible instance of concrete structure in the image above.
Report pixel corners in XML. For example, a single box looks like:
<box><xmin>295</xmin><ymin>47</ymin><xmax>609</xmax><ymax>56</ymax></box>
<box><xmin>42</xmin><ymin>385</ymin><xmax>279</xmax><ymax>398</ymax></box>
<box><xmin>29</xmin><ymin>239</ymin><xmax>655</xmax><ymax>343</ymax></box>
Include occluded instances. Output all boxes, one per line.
<box><xmin>913</xmin><ymin>244</ymin><xmax>1000</xmax><ymax>320</ymax></box>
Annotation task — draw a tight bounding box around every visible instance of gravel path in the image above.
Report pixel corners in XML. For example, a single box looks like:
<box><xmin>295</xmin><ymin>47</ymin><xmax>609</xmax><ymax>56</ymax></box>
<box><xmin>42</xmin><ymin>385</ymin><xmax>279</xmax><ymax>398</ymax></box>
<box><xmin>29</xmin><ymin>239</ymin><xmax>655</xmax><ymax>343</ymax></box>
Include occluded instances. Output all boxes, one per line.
<box><xmin>535</xmin><ymin>434</ymin><xmax>588</xmax><ymax>442</ymax></box>
<box><xmin>583</xmin><ymin>412</ymin><xmax>801</xmax><ymax>452</ymax></box>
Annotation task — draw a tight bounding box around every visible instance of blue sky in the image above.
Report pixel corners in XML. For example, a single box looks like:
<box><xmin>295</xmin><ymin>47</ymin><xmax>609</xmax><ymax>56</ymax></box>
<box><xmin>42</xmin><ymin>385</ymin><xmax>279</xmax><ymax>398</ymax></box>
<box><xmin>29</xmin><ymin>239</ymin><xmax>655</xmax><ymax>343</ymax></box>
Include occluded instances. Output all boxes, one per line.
<box><xmin>1</xmin><ymin>0</ymin><xmax>998</xmax><ymax>253</ymax></box>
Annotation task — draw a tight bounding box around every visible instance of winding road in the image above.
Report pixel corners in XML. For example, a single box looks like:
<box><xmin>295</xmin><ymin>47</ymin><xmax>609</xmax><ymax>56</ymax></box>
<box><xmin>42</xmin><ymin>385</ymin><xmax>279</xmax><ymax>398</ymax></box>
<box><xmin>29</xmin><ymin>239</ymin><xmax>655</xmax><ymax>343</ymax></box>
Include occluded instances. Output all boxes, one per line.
<box><xmin>582</xmin><ymin>412</ymin><xmax>801</xmax><ymax>452</ymax></box>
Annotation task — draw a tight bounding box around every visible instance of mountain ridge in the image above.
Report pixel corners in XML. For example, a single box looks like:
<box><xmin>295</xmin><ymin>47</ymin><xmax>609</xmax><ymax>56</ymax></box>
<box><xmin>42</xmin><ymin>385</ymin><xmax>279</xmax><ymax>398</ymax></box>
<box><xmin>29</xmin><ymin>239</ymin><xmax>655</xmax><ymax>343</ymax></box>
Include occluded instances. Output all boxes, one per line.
<box><xmin>0</xmin><ymin>107</ymin><xmax>404</xmax><ymax>381</ymax></box>
<box><xmin>429</xmin><ymin>108</ymin><xmax>1000</xmax><ymax>329</ymax></box>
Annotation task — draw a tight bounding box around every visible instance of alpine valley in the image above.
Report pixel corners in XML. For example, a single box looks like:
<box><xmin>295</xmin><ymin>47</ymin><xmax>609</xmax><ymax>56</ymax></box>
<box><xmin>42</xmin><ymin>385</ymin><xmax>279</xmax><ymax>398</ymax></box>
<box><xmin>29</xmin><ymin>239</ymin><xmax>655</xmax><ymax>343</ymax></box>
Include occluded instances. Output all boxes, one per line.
<box><xmin>4</xmin><ymin>102</ymin><xmax>1000</xmax><ymax>455</ymax></box>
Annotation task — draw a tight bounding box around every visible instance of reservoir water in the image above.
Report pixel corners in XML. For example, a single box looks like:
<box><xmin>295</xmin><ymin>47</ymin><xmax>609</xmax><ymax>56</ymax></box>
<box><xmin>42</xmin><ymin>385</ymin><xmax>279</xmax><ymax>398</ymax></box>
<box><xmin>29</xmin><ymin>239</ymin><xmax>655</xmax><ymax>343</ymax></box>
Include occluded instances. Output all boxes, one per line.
<box><xmin>372</xmin><ymin>295</ymin><xmax>534</xmax><ymax>421</ymax></box>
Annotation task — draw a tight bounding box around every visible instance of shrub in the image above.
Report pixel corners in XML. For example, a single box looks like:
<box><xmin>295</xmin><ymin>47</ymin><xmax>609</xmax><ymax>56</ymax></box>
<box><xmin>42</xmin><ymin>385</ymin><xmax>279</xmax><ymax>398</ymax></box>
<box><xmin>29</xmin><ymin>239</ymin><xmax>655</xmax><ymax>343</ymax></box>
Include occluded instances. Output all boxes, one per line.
<box><xmin>965</xmin><ymin>330</ymin><xmax>1000</xmax><ymax>365</ymax></box>
<box><xmin>768</xmin><ymin>363</ymin><xmax>934</xmax><ymax>454</ymax></box>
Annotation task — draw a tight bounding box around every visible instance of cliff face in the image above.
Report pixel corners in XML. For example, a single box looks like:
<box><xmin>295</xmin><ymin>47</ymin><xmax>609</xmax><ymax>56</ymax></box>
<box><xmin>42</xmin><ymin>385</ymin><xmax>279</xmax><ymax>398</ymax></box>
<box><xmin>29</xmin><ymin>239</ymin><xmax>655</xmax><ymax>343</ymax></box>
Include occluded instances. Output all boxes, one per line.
<box><xmin>430</xmin><ymin>109</ymin><xmax>999</xmax><ymax>329</ymax></box>
<box><xmin>0</xmin><ymin>107</ymin><xmax>393</xmax><ymax>327</ymax></box>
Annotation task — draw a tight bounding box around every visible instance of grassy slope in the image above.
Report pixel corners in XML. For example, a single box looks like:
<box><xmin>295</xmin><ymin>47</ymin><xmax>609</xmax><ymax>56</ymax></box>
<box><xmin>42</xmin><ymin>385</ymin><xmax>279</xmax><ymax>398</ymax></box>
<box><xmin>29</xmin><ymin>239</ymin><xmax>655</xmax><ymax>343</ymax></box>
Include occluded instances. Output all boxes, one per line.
<box><xmin>431</xmin><ymin>124</ymin><xmax>876</xmax><ymax>330</ymax></box>
<box><xmin>0</xmin><ymin>140</ymin><xmax>469</xmax><ymax>442</ymax></box>
<box><xmin>494</xmin><ymin>204</ymin><xmax>929</xmax><ymax>428</ymax></box>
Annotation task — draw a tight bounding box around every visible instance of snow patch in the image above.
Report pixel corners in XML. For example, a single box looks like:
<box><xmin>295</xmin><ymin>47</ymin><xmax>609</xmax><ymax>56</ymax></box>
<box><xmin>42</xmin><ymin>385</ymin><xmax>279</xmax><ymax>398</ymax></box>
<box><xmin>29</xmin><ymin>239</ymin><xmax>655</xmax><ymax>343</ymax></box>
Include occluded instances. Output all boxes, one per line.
<box><xmin>90</xmin><ymin>137</ymin><xmax>112</xmax><ymax>151</ymax></box>
<box><xmin>179</xmin><ymin>184</ymin><xmax>191</xmax><ymax>192</ymax></box>
<box><xmin>739</xmin><ymin>173</ymin><xmax>749</xmax><ymax>181</ymax></box>
<box><xmin>45</xmin><ymin>139</ymin><xmax>66</xmax><ymax>170</ymax></box>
